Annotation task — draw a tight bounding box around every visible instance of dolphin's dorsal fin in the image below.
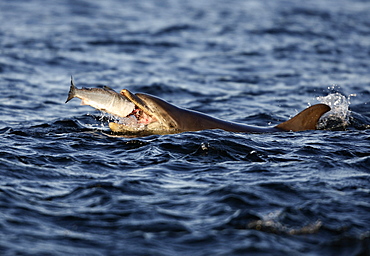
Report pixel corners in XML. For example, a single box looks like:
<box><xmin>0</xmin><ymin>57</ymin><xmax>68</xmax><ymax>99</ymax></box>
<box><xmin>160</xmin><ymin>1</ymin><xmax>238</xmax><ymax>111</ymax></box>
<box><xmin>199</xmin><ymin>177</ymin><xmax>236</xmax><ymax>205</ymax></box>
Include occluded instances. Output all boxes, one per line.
<box><xmin>275</xmin><ymin>104</ymin><xmax>331</xmax><ymax>132</ymax></box>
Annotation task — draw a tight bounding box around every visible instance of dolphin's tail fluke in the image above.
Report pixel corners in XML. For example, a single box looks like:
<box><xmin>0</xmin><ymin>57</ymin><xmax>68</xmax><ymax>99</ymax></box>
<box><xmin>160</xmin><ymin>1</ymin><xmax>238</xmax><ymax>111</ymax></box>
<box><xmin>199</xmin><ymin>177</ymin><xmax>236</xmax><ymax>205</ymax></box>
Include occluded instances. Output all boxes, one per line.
<box><xmin>275</xmin><ymin>104</ymin><xmax>331</xmax><ymax>132</ymax></box>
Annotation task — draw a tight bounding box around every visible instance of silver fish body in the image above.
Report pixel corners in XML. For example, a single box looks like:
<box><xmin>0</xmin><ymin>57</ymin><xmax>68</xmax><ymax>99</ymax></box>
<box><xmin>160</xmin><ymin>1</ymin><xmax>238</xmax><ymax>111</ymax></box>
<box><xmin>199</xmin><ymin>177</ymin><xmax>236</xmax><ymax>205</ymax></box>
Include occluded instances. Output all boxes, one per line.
<box><xmin>65</xmin><ymin>79</ymin><xmax>135</xmax><ymax>118</ymax></box>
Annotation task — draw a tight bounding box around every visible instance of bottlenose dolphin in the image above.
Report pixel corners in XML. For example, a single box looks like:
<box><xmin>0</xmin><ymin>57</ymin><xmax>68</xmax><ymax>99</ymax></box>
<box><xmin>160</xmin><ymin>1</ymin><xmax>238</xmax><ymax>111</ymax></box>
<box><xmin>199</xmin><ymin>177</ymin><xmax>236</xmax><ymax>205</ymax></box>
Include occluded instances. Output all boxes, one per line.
<box><xmin>110</xmin><ymin>89</ymin><xmax>331</xmax><ymax>135</ymax></box>
<box><xmin>66</xmin><ymin>81</ymin><xmax>331</xmax><ymax>136</ymax></box>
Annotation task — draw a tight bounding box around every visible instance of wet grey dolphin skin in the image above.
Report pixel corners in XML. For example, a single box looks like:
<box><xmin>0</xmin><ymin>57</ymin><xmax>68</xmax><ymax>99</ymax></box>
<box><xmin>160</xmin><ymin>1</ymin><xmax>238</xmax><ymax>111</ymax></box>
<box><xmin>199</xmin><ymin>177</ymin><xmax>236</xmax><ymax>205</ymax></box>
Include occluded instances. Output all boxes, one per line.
<box><xmin>66</xmin><ymin>80</ymin><xmax>331</xmax><ymax>136</ymax></box>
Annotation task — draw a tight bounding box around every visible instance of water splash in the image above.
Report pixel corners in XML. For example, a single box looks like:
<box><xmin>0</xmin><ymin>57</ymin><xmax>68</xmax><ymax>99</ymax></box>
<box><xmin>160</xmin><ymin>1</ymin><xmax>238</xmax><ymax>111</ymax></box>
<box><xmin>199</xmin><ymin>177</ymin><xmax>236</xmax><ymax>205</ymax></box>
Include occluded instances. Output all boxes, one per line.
<box><xmin>316</xmin><ymin>92</ymin><xmax>354</xmax><ymax>130</ymax></box>
<box><xmin>83</xmin><ymin>112</ymin><xmax>146</xmax><ymax>132</ymax></box>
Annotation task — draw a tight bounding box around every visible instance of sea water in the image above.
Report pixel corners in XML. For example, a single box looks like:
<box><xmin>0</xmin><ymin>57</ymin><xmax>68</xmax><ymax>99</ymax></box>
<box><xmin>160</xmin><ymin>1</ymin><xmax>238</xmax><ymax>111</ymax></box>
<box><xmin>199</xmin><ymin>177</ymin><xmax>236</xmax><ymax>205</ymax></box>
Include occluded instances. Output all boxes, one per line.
<box><xmin>1</xmin><ymin>0</ymin><xmax>370</xmax><ymax>255</ymax></box>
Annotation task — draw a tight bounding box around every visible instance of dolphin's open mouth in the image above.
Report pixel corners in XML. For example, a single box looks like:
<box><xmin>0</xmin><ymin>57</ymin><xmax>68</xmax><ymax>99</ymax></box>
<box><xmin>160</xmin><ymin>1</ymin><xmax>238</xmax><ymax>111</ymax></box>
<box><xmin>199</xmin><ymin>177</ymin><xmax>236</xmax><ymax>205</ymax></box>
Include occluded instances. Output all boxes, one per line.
<box><xmin>129</xmin><ymin>107</ymin><xmax>156</xmax><ymax>125</ymax></box>
<box><xmin>117</xmin><ymin>106</ymin><xmax>157</xmax><ymax>127</ymax></box>
<box><xmin>108</xmin><ymin>89</ymin><xmax>162</xmax><ymax>133</ymax></box>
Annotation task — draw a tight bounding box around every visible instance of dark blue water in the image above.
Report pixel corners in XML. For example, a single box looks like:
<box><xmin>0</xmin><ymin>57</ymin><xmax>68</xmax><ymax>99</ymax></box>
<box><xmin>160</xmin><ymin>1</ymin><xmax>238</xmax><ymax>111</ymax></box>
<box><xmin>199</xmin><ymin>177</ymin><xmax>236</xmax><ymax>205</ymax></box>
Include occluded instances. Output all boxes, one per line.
<box><xmin>1</xmin><ymin>0</ymin><xmax>370</xmax><ymax>255</ymax></box>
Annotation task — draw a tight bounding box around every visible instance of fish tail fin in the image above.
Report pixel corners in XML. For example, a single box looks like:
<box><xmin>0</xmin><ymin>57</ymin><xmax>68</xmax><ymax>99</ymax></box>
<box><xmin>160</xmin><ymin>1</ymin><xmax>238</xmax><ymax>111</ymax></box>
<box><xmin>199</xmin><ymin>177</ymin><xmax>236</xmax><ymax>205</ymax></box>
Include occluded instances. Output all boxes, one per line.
<box><xmin>275</xmin><ymin>104</ymin><xmax>331</xmax><ymax>132</ymax></box>
<box><xmin>65</xmin><ymin>76</ymin><xmax>77</xmax><ymax>103</ymax></box>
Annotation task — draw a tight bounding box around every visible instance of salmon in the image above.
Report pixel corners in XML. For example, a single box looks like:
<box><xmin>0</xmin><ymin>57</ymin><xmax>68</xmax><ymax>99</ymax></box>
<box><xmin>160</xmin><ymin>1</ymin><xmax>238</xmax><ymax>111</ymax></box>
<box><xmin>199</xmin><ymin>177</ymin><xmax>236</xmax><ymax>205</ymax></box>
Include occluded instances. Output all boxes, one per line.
<box><xmin>65</xmin><ymin>78</ymin><xmax>135</xmax><ymax>118</ymax></box>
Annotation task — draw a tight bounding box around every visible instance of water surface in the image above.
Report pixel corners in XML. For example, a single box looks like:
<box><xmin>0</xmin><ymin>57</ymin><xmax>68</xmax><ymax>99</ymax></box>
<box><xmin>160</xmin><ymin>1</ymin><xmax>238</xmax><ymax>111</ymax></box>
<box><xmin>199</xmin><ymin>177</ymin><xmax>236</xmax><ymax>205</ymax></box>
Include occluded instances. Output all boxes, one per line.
<box><xmin>1</xmin><ymin>0</ymin><xmax>370</xmax><ymax>255</ymax></box>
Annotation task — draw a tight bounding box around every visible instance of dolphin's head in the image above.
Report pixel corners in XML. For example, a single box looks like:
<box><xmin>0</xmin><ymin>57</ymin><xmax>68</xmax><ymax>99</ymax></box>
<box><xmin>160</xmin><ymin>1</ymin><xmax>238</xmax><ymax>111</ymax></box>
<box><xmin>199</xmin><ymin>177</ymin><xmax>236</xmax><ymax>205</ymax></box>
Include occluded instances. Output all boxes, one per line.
<box><xmin>108</xmin><ymin>89</ymin><xmax>181</xmax><ymax>135</ymax></box>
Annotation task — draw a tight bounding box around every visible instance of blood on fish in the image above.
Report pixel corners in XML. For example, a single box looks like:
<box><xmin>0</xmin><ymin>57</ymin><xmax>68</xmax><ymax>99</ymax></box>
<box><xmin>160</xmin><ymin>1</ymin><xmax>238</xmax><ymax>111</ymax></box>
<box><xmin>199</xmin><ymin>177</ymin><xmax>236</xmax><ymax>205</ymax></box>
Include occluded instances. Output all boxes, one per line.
<box><xmin>130</xmin><ymin>108</ymin><xmax>156</xmax><ymax>125</ymax></box>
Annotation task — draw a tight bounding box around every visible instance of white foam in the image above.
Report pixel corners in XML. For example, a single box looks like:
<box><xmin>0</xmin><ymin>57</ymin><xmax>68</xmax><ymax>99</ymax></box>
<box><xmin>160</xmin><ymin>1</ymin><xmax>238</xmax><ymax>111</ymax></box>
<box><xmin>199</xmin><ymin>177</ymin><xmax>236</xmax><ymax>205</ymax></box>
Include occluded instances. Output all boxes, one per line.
<box><xmin>316</xmin><ymin>92</ymin><xmax>352</xmax><ymax>130</ymax></box>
